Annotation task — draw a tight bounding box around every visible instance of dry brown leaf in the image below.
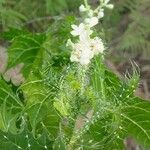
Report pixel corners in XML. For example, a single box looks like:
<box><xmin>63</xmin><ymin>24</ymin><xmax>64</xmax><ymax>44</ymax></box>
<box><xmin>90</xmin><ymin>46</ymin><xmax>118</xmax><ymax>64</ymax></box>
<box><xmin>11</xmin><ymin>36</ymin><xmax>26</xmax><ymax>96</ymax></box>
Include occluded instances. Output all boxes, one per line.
<box><xmin>0</xmin><ymin>46</ymin><xmax>8</xmax><ymax>73</ymax></box>
<box><xmin>3</xmin><ymin>63</ymin><xmax>25</xmax><ymax>86</ymax></box>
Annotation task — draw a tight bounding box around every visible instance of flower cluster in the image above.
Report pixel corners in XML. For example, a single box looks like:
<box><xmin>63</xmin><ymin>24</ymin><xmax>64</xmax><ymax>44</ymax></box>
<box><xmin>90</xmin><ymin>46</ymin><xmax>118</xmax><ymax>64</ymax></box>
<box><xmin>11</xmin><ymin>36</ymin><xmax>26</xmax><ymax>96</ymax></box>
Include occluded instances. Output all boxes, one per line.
<box><xmin>67</xmin><ymin>0</ymin><xmax>113</xmax><ymax>66</ymax></box>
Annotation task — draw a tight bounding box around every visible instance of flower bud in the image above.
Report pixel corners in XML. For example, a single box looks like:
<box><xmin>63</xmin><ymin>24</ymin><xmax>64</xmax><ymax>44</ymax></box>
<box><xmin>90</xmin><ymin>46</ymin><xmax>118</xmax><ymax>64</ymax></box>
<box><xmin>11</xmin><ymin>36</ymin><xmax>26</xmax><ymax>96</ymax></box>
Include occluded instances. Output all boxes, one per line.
<box><xmin>104</xmin><ymin>0</ymin><xmax>110</xmax><ymax>4</ymax></box>
<box><xmin>66</xmin><ymin>39</ymin><xmax>73</xmax><ymax>48</ymax></box>
<box><xmin>88</xmin><ymin>10</ymin><xmax>94</xmax><ymax>17</ymax></box>
<box><xmin>85</xmin><ymin>17</ymin><xmax>98</xmax><ymax>27</ymax></box>
<box><xmin>79</xmin><ymin>4</ymin><xmax>86</xmax><ymax>12</ymax></box>
<box><xmin>98</xmin><ymin>11</ymin><xmax>104</xmax><ymax>19</ymax></box>
<box><xmin>106</xmin><ymin>4</ymin><xmax>114</xmax><ymax>9</ymax></box>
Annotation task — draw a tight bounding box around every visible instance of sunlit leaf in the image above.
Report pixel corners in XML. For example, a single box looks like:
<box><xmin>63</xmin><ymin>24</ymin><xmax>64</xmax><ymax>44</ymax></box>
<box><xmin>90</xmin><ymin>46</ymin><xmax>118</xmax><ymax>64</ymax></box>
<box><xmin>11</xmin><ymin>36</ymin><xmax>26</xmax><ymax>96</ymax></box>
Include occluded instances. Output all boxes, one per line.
<box><xmin>0</xmin><ymin>77</ymin><xmax>23</xmax><ymax>133</ymax></box>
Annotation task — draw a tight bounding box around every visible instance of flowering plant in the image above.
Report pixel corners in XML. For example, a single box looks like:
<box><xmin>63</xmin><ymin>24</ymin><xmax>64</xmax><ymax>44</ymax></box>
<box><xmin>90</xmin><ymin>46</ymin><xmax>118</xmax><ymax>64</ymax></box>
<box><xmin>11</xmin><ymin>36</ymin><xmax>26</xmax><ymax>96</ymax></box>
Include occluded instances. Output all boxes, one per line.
<box><xmin>67</xmin><ymin>0</ymin><xmax>113</xmax><ymax>66</ymax></box>
<box><xmin>0</xmin><ymin>0</ymin><xmax>150</xmax><ymax>150</ymax></box>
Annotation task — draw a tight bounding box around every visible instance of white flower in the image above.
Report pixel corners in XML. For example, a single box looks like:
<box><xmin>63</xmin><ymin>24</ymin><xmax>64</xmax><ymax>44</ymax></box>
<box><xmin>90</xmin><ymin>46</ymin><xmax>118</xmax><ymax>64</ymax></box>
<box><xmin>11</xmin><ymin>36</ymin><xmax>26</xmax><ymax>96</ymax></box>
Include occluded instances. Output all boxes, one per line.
<box><xmin>88</xmin><ymin>10</ymin><xmax>94</xmax><ymax>17</ymax></box>
<box><xmin>71</xmin><ymin>23</ymin><xmax>93</xmax><ymax>37</ymax></box>
<box><xmin>85</xmin><ymin>17</ymin><xmax>99</xmax><ymax>27</ymax></box>
<box><xmin>104</xmin><ymin>0</ymin><xmax>110</xmax><ymax>4</ymax></box>
<box><xmin>103</xmin><ymin>0</ymin><xmax>114</xmax><ymax>9</ymax></box>
<box><xmin>79</xmin><ymin>50</ymin><xmax>91</xmax><ymax>65</ymax></box>
<box><xmin>98</xmin><ymin>10</ymin><xmax>104</xmax><ymax>19</ymax></box>
<box><xmin>71</xmin><ymin>23</ymin><xmax>86</xmax><ymax>36</ymax></box>
<box><xmin>68</xmin><ymin>0</ymin><xmax>109</xmax><ymax>66</ymax></box>
<box><xmin>90</xmin><ymin>37</ymin><xmax>105</xmax><ymax>54</ymax></box>
<box><xmin>79</xmin><ymin>30</ymin><xmax>91</xmax><ymax>42</ymax></box>
<box><xmin>70</xmin><ymin>49</ymin><xmax>81</xmax><ymax>63</ymax></box>
<box><xmin>70</xmin><ymin>41</ymin><xmax>85</xmax><ymax>63</ymax></box>
<box><xmin>106</xmin><ymin>4</ymin><xmax>114</xmax><ymax>9</ymax></box>
<box><xmin>71</xmin><ymin>24</ymin><xmax>94</xmax><ymax>43</ymax></box>
<box><xmin>79</xmin><ymin>4</ymin><xmax>87</xmax><ymax>12</ymax></box>
<box><xmin>70</xmin><ymin>40</ymin><xmax>94</xmax><ymax>66</ymax></box>
<box><xmin>66</xmin><ymin>39</ymin><xmax>74</xmax><ymax>48</ymax></box>
<box><xmin>69</xmin><ymin>35</ymin><xmax>105</xmax><ymax>66</ymax></box>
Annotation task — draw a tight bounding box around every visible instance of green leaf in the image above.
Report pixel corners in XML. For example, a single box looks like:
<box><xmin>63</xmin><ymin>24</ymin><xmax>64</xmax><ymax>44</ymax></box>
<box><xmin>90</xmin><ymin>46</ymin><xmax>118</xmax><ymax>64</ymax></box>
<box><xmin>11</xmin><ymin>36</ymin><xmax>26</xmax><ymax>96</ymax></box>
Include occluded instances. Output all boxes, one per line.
<box><xmin>0</xmin><ymin>77</ymin><xmax>23</xmax><ymax>133</ymax></box>
<box><xmin>53</xmin><ymin>134</ymin><xmax>67</xmax><ymax>150</ymax></box>
<box><xmin>7</xmin><ymin>32</ymin><xmax>46</xmax><ymax>78</ymax></box>
<box><xmin>21</xmin><ymin>69</ymin><xmax>60</xmax><ymax>138</ymax></box>
<box><xmin>71</xmin><ymin>98</ymin><xmax>150</xmax><ymax>149</ymax></box>
<box><xmin>121</xmin><ymin>101</ymin><xmax>150</xmax><ymax>148</ymax></box>
<box><xmin>0</xmin><ymin>126</ymin><xmax>53</xmax><ymax>150</ymax></box>
<box><xmin>20</xmin><ymin>49</ymin><xmax>61</xmax><ymax>140</ymax></box>
<box><xmin>68</xmin><ymin>58</ymin><xmax>149</xmax><ymax>149</ymax></box>
<box><xmin>44</xmin><ymin>16</ymin><xmax>76</xmax><ymax>68</ymax></box>
<box><xmin>1</xmin><ymin>28</ymin><xmax>29</xmax><ymax>41</ymax></box>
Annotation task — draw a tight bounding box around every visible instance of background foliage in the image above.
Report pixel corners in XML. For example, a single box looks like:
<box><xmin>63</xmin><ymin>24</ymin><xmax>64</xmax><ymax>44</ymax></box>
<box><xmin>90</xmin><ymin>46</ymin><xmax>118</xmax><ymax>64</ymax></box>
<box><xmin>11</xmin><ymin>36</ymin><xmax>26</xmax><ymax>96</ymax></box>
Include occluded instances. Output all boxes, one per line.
<box><xmin>0</xmin><ymin>0</ymin><xmax>150</xmax><ymax>150</ymax></box>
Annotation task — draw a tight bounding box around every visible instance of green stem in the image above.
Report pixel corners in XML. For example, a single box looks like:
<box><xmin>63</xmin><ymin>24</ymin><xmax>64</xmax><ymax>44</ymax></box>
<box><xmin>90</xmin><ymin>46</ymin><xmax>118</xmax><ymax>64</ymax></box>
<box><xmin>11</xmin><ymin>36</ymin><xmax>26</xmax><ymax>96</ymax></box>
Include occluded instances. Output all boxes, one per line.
<box><xmin>78</xmin><ymin>65</ymin><xmax>88</xmax><ymax>95</ymax></box>
<box><xmin>100</xmin><ymin>55</ymin><xmax>105</xmax><ymax>100</ymax></box>
<box><xmin>84</xmin><ymin>0</ymin><xmax>89</xmax><ymax>8</ymax></box>
<box><xmin>95</xmin><ymin>55</ymin><xmax>106</xmax><ymax>100</ymax></box>
<box><xmin>100</xmin><ymin>74</ymin><xmax>105</xmax><ymax>100</ymax></box>
<box><xmin>94</xmin><ymin>0</ymin><xmax>104</xmax><ymax>13</ymax></box>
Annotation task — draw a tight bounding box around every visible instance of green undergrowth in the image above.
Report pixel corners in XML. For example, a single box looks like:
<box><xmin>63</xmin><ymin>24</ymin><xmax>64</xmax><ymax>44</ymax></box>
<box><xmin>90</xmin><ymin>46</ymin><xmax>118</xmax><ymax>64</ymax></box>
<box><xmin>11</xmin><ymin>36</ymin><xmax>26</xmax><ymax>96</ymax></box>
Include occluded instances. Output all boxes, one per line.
<box><xmin>0</xmin><ymin>16</ymin><xmax>150</xmax><ymax>150</ymax></box>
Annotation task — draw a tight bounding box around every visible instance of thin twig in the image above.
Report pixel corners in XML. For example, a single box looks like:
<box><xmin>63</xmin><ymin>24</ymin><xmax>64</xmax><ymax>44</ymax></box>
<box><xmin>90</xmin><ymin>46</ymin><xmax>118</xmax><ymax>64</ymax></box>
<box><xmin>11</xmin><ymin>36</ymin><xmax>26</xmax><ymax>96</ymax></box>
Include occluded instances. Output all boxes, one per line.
<box><xmin>21</xmin><ymin>15</ymin><xmax>65</xmax><ymax>27</ymax></box>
